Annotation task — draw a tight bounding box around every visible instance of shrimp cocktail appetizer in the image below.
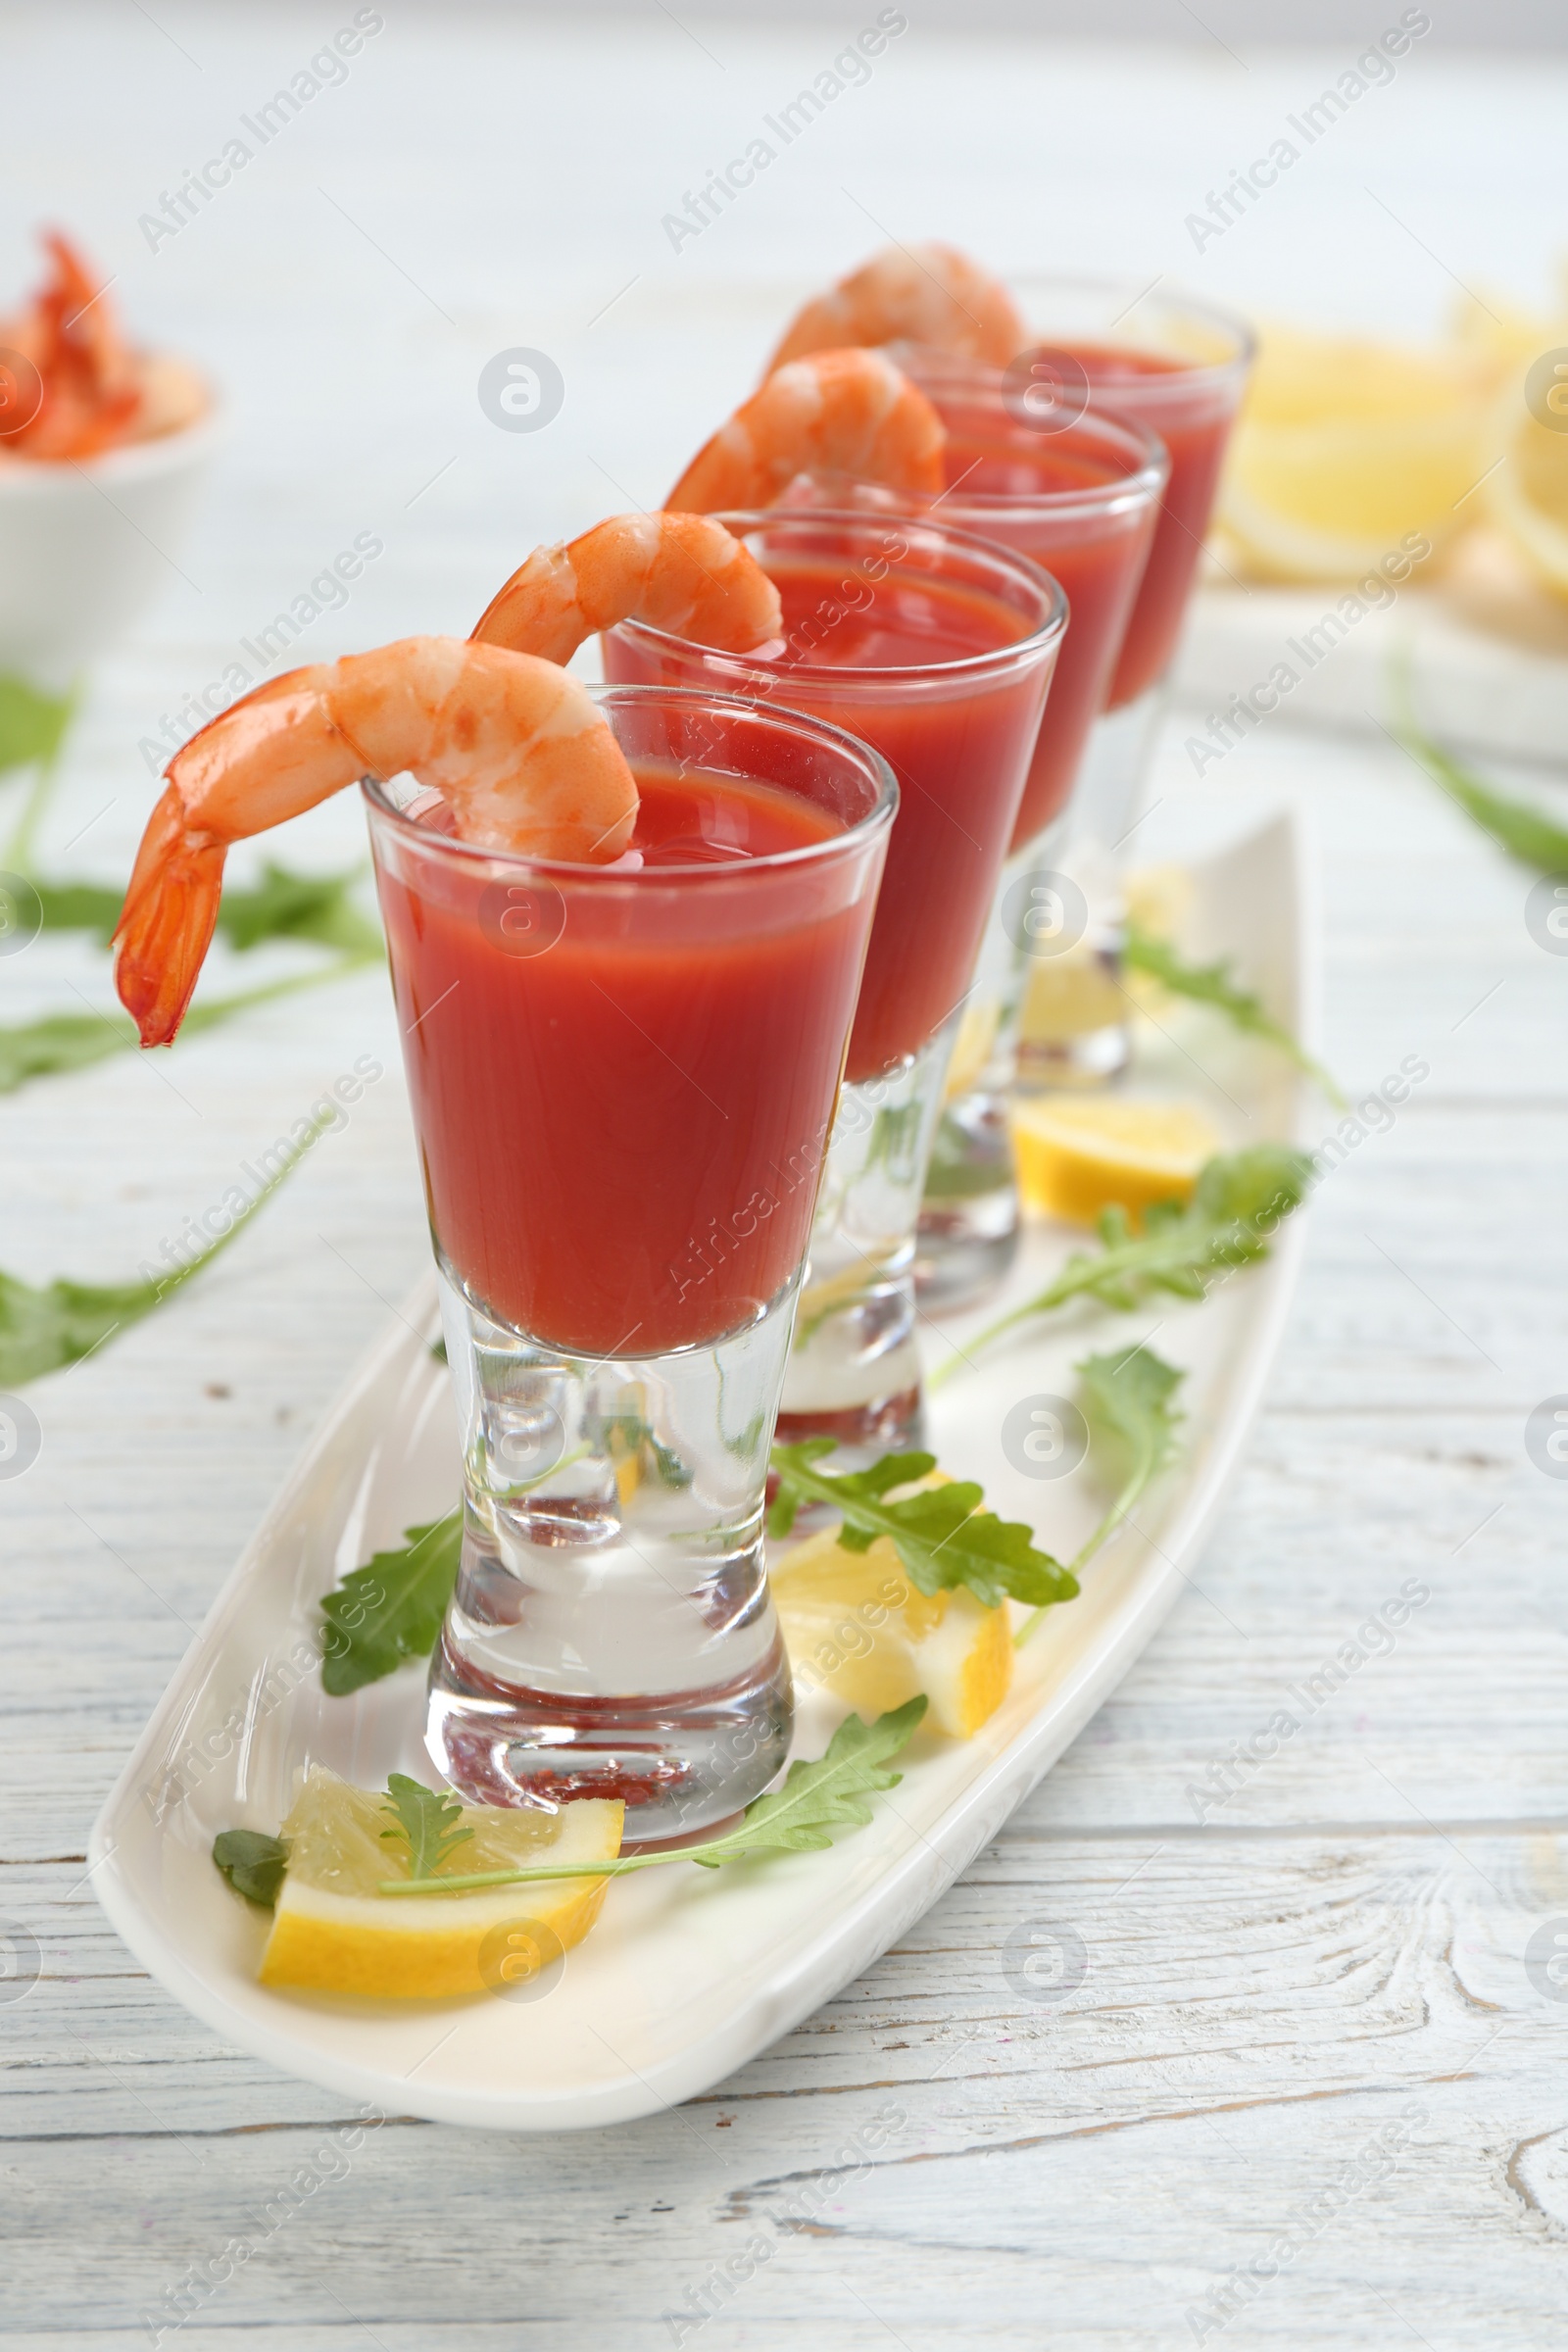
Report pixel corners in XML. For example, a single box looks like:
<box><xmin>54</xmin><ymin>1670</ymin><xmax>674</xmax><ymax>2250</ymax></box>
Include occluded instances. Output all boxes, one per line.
<box><xmin>773</xmin><ymin>249</ymin><xmax>1253</xmax><ymax>848</ymax></box>
<box><xmin>760</xmin><ymin>247</ymin><xmax>1170</xmax><ymax>1303</ymax></box>
<box><xmin>114</xmin><ymin>514</ymin><xmax>895</xmax><ymax>1841</ymax></box>
<box><xmin>596</xmin><ymin>354</ymin><xmax>1065</xmax><ymax>1450</ymax></box>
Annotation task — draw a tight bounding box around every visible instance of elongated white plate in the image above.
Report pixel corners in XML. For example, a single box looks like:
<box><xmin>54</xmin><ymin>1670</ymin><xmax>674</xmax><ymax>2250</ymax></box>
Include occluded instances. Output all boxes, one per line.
<box><xmin>90</xmin><ymin>810</ymin><xmax>1316</xmax><ymax>2132</ymax></box>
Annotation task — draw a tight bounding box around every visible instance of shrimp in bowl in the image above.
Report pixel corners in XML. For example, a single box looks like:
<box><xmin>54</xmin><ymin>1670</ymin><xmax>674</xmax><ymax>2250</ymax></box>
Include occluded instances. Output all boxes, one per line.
<box><xmin>113</xmin><ymin>513</ymin><xmax>782</xmax><ymax>1047</ymax></box>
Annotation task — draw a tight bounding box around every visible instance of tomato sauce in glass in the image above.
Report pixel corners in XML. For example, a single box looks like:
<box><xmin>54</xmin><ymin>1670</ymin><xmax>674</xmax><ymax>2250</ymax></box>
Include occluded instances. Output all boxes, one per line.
<box><xmin>1055</xmin><ymin>342</ymin><xmax>1243</xmax><ymax>706</ymax></box>
<box><xmin>925</xmin><ymin>400</ymin><xmax>1162</xmax><ymax>848</ymax></box>
<box><xmin>607</xmin><ymin>535</ymin><xmax>1060</xmax><ymax>1084</ymax></box>
<box><xmin>372</xmin><ymin>763</ymin><xmax>878</xmax><ymax>1357</ymax></box>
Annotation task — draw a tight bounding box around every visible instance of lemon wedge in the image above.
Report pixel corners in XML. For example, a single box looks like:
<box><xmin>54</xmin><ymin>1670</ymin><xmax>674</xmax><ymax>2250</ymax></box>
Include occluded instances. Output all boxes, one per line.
<box><xmin>1219</xmin><ymin>325</ymin><xmax>1492</xmax><ymax>580</ymax></box>
<box><xmin>944</xmin><ymin>994</ymin><xmax>1001</xmax><ymax>1102</ymax></box>
<box><xmin>1018</xmin><ymin>942</ymin><xmax>1126</xmax><ymax>1048</ymax></box>
<box><xmin>772</xmin><ymin>1519</ymin><xmax>1012</xmax><ymax>1740</ymax></box>
<box><xmin>1488</xmin><ymin>374</ymin><xmax>1568</xmax><ymax>597</ymax></box>
<box><xmin>258</xmin><ymin>1768</ymin><xmax>622</xmax><ymax>2000</ymax></box>
<box><xmin>1011</xmin><ymin>1096</ymin><xmax>1220</xmax><ymax>1228</ymax></box>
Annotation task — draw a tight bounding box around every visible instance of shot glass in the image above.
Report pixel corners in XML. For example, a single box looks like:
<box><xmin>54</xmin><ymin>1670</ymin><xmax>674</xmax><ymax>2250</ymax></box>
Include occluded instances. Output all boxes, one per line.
<box><xmin>366</xmin><ymin>687</ymin><xmax>894</xmax><ymax>1843</ymax></box>
<box><xmin>1002</xmin><ymin>274</ymin><xmax>1254</xmax><ymax>857</ymax></box>
<box><xmin>840</xmin><ymin>368</ymin><xmax>1168</xmax><ymax>1302</ymax></box>
<box><xmin>994</xmin><ymin>277</ymin><xmax>1254</xmax><ymax>1094</ymax></box>
<box><xmin>606</xmin><ymin>510</ymin><xmax>1064</xmax><ymax>1454</ymax></box>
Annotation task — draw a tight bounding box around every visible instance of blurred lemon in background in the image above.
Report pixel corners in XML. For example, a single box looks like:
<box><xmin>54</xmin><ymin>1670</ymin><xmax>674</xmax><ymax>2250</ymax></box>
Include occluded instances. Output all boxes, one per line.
<box><xmin>1219</xmin><ymin>325</ymin><xmax>1494</xmax><ymax>580</ymax></box>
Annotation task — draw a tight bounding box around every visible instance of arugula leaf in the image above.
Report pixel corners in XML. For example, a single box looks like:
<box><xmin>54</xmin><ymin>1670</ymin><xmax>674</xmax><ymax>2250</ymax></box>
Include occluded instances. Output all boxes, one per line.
<box><xmin>212</xmin><ymin>1829</ymin><xmax>290</xmax><ymax>1908</ymax></box>
<box><xmin>0</xmin><ymin>675</ymin><xmax>74</xmax><ymax>779</ymax></box>
<box><xmin>1390</xmin><ymin>688</ymin><xmax>1568</xmax><ymax>874</ymax></box>
<box><xmin>379</xmin><ymin>1774</ymin><xmax>475</xmax><ymax>1881</ymax></box>
<box><xmin>768</xmin><ymin>1443</ymin><xmax>1077</xmax><ymax>1611</ymax></box>
<box><xmin>1077</xmin><ymin>1344</ymin><xmax>1184</xmax><ymax>1500</ymax></box>
<box><xmin>932</xmin><ymin>1145</ymin><xmax>1314</xmax><ymax>1387</ymax></box>
<box><xmin>0</xmin><ymin>962</ymin><xmax>372</xmax><ymax>1097</ymax></box>
<box><xmin>1012</xmin><ymin>1347</ymin><xmax>1186</xmax><ymax>1647</ymax></box>
<box><xmin>1123</xmin><ymin>922</ymin><xmax>1345</xmax><ymax>1105</ymax></box>
<box><xmin>376</xmin><ymin>1699</ymin><xmax>929</xmax><ymax>1896</ymax></box>
<box><xmin>687</xmin><ymin>1697</ymin><xmax>926</xmax><ymax>1863</ymax></box>
<box><xmin>318</xmin><ymin>1510</ymin><xmax>463</xmax><ymax>1696</ymax></box>
<box><xmin>0</xmin><ymin>1112</ymin><xmax>323</xmax><ymax>1386</ymax></box>
<box><xmin>31</xmin><ymin>878</ymin><xmax>123</xmax><ymax>940</ymax></box>
<box><xmin>214</xmin><ymin>861</ymin><xmax>382</xmax><ymax>958</ymax></box>
<box><xmin>28</xmin><ymin>859</ymin><xmax>381</xmax><ymax>957</ymax></box>
<box><xmin>0</xmin><ymin>1008</ymin><xmax>136</xmax><ymax>1093</ymax></box>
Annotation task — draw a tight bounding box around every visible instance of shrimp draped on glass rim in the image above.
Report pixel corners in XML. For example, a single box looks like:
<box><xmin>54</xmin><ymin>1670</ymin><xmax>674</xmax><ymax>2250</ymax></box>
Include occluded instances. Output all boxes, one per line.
<box><xmin>112</xmin><ymin>512</ymin><xmax>782</xmax><ymax>1048</ymax></box>
<box><xmin>667</xmin><ymin>346</ymin><xmax>946</xmax><ymax>514</ymax></box>
<box><xmin>765</xmin><ymin>242</ymin><xmax>1024</xmax><ymax>374</ymax></box>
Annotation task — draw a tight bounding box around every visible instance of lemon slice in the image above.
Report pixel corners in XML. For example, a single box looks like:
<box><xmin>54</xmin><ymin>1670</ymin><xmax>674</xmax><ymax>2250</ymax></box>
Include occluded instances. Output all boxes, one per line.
<box><xmin>944</xmin><ymin>994</ymin><xmax>1001</xmax><ymax>1102</ymax></box>
<box><xmin>773</xmin><ymin>1519</ymin><xmax>1011</xmax><ymax>1740</ymax></box>
<box><xmin>1219</xmin><ymin>325</ymin><xmax>1491</xmax><ymax>580</ymax></box>
<box><xmin>1489</xmin><ymin>377</ymin><xmax>1568</xmax><ymax>596</ymax></box>
<box><xmin>1011</xmin><ymin>1096</ymin><xmax>1220</xmax><ymax>1228</ymax></box>
<box><xmin>259</xmin><ymin>1768</ymin><xmax>623</xmax><ymax>2000</ymax></box>
<box><xmin>1018</xmin><ymin>943</ymin><xmax>1126</xmax><ymax>1047</ymax></box>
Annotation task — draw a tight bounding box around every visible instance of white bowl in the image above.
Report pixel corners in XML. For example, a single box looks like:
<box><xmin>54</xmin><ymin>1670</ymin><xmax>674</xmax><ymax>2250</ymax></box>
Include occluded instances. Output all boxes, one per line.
<box><xmin>0</xmin><ymin>398</ymin><xmax>221</xmax><ymax>681</ymax></box>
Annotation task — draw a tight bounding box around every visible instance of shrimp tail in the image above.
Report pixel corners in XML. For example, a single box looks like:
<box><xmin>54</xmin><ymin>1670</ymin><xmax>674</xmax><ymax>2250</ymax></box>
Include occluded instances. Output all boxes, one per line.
<box><xmin>112</xmin><ymin>785</ymin><xmax>227</xmax><ymax>1047</ymax></box>
<box><xmin>472</xmin><ymin>513</ymin><xmax>781</xmax><ymax>663</ymax></box>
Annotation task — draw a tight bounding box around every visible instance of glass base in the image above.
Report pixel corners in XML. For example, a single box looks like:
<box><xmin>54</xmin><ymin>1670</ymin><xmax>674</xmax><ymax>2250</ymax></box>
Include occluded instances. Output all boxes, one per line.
<box><xmin>778</xmin><ymin>1017</ymin><xmax>956</xmax><ymax>1462</ymax></box>
<box><xmin>1016</xmin><ymin>1010</ymin><xmax>1132</xmax><ymax>1091</ymax></box>
<box><xmin>916</xmin><ymin>826</ymin><xmax>1068</xmax><ymax>1313</ymax></box>
<box><xmin>915</xmin><ymin>1093</ymin><xmax>1019</xmax><ymax>1311</ymax></box>
<box><xmin>426</xmin><ymin>1570</ymin><xmax>791</xmax><ymax>1837</ymax></box>
<box><xmin>426</xmin><ymin>1267</ymin><xmax>795</xmax><ymax>1845</ymax></box>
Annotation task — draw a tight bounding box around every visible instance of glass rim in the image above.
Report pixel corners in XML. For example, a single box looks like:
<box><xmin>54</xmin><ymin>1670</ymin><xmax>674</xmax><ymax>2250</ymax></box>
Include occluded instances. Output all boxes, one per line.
<box><xmin>360</xmin><ymin>680</ymin><xmax>900</xmax><ymax>884</ymax></box>
<box><xmin>1001</xmin><ymin>270</ymin><xmax>1257</xmax><ymax>394</ymax></box>
<box><xmin>872</xmin><ymin>369</ymin><xmax>1170</xmax><ymax>522</ymax></box>
<box><xmin>611</xmin><ymin>505</ymin><xmax>1068</xmax><ymax>688</ymax></box>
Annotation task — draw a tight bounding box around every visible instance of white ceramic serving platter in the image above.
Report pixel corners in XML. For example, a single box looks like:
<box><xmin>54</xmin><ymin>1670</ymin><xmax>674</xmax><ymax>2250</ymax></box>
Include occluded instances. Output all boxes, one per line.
<box><xmin>90</xmin><ymin>809</ymin><xmax>1316</xmax><ymax>2132</ymax></box>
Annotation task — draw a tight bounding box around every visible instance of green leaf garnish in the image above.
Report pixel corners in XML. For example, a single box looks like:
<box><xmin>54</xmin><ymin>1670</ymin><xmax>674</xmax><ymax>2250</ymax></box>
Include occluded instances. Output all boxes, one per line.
<box><xmin>0</xmin><ymin>1113</ymin><xmax>324</xmax><ymax>1386</ymax></box>
<box><xmin>685</xmin><ymin>1697</ymin><xmax>926</xmax><ymax>1863</ymax></box>
<box><xmin>318</xmin><ymin>1510</ymin><xmax>464</xmax><ymax>1695</ymax></box>
<box><xmin>375</xmin><ymin>1699</ymin><xmax>928</xmax><ymax>1897</ymax></box>
<box><xmin>0</xmin><ymin>674</ymin><xmax>74</xmax><ymax>779</ymax></box>
<box><xmin>212</xmin><ymin>1829</ymin><xmax>290</xmax><ymax>1908</ymax></box>
<box><xmin>768</xmin><ymin>1444</ymin><xmax>1076</xmax><ymax>1611</ymax></box>
<box><xmin>378</xmin><ymin>1774</ymin><xmax>475</xmax><ymax>1881</ymax></box>
<box><xmin>931</xmin><ymin>1144</ymin><xmax>1314</xmax><ymax>1388</ymax></box>
<box><xmin>0</xmin><ymin>1007</ymin><xmax>136</xmax><ymax>1093</ymax></box>
<box><xmin>1395</xmin><ymin>716</ymin><xmax>1568</xmax><ymax>869</ymax></box>
<box><xmin>213</xmin><ymin>861</ymin><xmax>383</xmax><ymax>957</ymax></box>
<box><xmin>1015</xmin><ymin>1345</ymin><xmax>1185</xmax><ymax>1644</ymax></box>
<box><xmin>1077</xmin><ymin>1343</ymin><xmax>1184</xmax><ymax>1501</ymax></box>
<box><xmin>30</xmin><ymin>878</ymin><xmax>123</xmax><ymax>939</ymax></box>
<box><xmin>1123</xmin><ymin>921</ymin><xmax>1345</xmax><ymax>1104</ymax></box>
<box><xmin>1386</xmin><ymin>651</ymin><xmax>1568</xmax><ymax>872</ymax></box>
<box><xmin>27</xmin><ymin>859</ymin><xmax>381</xmax><ymax>957</ymax></box>
<box><xmin>0</xmin><ymin>961</ymin><xmax>372</xmax><ymax>1097</ymax></box>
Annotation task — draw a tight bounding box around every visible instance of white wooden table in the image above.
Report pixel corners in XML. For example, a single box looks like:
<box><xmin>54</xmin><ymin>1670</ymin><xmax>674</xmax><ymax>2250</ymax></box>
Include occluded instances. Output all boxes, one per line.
<box><xmin>4</xmin><ymin>12</ymin><xmax>1567</xmax><ymax>2345</ymax></box>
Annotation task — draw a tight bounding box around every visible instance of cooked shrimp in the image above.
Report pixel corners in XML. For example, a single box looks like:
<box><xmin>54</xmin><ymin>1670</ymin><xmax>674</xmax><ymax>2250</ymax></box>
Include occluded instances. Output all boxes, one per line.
<box><xmin>116</xmin><ymin>514</ymin><xmax>787</xmax><ymax>1048</ymax></box>
<box><xmin>114</xmin><ymin>639</ymin><xmax>637</xmax><ymax>1047</ymax></box>
<box><xmin>766</xmin><ymin>243</ymin><xmax>1024</xmax><ymax>373</ymax></box>
<box><xmin>1</xmin><ymin>232</ymin><xmax>144</xmax><ymax>460</ymax></box>
<box><xmin>472</xmin><ymin>510</ymin><xmax>781</xmax><ymax>659</ymax></box>
<box><xmin>666</xmin><ymin>349</ymin><xmax>944</xmax><ymax>514</ymax></box>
